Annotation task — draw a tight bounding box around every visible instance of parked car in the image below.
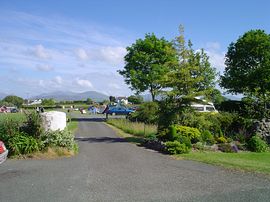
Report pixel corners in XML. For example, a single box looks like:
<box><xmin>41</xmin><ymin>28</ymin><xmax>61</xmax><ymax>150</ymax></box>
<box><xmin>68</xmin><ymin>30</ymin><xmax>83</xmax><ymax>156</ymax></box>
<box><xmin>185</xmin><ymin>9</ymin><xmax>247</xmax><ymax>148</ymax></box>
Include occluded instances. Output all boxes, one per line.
<box><xmin>0</xmin><ymin>141</ymin><xmax>8</xmax><ymax>164</ymax></box>
<box><xmin>107</xmin><ymin>106</ymin><xmax>134</xmax><ymax>115</ymax></box>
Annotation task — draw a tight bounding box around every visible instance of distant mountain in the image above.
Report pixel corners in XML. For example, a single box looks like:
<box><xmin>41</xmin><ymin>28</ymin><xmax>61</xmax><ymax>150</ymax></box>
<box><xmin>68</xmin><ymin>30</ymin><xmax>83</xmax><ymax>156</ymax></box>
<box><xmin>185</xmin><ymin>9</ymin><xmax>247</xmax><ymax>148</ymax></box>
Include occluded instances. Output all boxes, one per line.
<box><xmin>0</xmin><ymin>93</ymin><xmax>8</xmax><ymax>100</ymax></box>
<box><xmin>31</xmin><ymin>91</ymin><xmax>109</xmax><ymax>102</ymax></box>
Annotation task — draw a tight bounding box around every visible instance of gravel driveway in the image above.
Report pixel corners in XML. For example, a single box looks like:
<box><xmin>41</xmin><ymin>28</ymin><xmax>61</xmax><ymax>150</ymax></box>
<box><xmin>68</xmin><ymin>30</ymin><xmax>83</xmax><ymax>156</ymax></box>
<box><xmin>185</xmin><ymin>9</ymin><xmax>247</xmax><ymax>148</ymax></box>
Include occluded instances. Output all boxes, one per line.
<box><xmin>0</xmin><ymin>117</ymin><xmax>270</xmax><ymax>202</ymax></box>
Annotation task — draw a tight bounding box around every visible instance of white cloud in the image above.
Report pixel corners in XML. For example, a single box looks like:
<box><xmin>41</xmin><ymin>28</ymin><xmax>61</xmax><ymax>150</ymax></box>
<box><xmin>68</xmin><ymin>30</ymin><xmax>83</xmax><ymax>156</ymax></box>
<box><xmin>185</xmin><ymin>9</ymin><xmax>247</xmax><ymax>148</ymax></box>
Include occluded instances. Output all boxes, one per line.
<box><xmin>33</xmin><ymin>45</ymin><xmax>50</xmax><ymax>59</ymax></box>
<box><xmin>75</xmin><ymin>48</ymin><xmax>88</xmax><ymax>60</ymax></box>
<box><xmin>35</xmin><ymin>64</ymin><xmax>53</xmax><ymax>72</ymax></box>
<box><xmin>206</xmin><ymin>42</ymin><xmax>221</xmax><ymax>51</ymax></box>
<box><xmin>108</xmin><ymin>83</ymin><xmax>121</xmax><ymax>90</ymax></box>
<box><xmin>98</xmin><ymin>46</ymin><xmax>126</xmax><ymax>65</ymax></box>
<box><xmin>204</xmin><ymin>42</ymin><xmax>226</xmax><ymax>74</ymax></box>
<box><xmin>76</xmin><ymin>78</ymin><xmax>93</xmax><ymax>88</ymax></box>
<box><xmin>53</xmin><ymin>76</ymin><xmax>63</xmax><ymax>85</ymax></box>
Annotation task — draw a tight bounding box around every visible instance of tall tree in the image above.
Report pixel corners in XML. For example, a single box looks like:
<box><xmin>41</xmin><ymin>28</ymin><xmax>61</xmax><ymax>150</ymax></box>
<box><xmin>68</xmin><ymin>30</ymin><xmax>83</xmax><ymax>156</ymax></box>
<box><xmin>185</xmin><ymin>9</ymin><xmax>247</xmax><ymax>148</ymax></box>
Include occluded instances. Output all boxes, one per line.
<box><xmin>3</xmin><ymin>95</ymin><xmax>24</xmax><ymax>107</ymax></box>
<box><xmin>163</xmin><ymin>26</ymin><xmax>216</xmax><ymax>99</ymax></box>
<box><xmin>220</xmin><ymin>29</ymin><xmax>270</xmax><ymax>104</ymax></box>
<box><xmin>119</xmin><ymin>33</ymin><xmax>178</xmax><ymax>101</ymax></box>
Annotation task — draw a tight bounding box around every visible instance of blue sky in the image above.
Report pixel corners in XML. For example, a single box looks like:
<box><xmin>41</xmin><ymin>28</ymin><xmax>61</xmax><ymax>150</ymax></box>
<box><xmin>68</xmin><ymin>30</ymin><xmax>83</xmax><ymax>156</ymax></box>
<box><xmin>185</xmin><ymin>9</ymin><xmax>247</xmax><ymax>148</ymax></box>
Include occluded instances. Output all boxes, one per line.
<box><xmin>1</xmin><ymin>0</ymin><xmax>270</xmax><ymax>98</ymax></box>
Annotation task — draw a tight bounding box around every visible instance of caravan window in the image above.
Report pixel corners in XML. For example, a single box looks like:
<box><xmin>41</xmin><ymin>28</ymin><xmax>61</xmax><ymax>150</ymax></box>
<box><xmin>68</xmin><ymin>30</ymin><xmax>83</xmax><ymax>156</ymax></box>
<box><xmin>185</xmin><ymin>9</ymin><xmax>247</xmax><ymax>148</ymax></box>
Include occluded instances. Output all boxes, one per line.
<box><xmin>206</xmin><ymin>106</ymin><xmax>215</xmax><ymax>111</ymax></box>
<box><xmin>192</xmin><ymin>106</ymin><xmax>204</xmax><ymax>111</ymax></box>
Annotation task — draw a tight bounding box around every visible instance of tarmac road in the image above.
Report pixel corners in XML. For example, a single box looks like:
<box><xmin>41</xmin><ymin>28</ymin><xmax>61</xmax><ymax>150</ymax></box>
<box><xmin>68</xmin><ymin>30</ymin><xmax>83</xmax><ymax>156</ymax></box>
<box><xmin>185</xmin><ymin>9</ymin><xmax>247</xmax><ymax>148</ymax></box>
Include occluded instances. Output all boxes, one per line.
<box><xmin>0</xmin><ymin>117</ymin><xmax>270</xmax><ymax>202</ymax></box>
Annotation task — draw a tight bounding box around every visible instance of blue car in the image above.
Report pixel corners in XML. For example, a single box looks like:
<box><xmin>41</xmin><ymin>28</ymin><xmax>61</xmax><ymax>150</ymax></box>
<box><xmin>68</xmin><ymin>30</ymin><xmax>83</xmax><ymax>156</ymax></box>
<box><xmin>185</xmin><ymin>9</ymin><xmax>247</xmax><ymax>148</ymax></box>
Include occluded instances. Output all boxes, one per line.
<box><xmin>107</xmin><ymin>106</ymin><xmax>134</xmax><ymax>115</ymax></box>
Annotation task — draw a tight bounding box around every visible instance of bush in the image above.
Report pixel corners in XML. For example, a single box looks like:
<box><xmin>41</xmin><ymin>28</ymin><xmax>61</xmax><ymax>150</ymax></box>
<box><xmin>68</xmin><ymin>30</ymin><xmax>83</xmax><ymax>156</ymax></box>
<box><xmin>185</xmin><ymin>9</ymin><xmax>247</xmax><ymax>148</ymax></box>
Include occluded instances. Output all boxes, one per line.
<box><xmin>20</xmin><ymin>112</ymin><xmax>44</xmax><ymax>138</ymax></box>
<box><xmin>248</xmin><ymin>135</ymin><xmax>268</xmax><ymax>152</ymax></box>
<box><xmin>177</xmin><ymin>135</ymin><xmax>192</xmax><ymax>149</ymax></box>
<box><xmin>165</xmin><ymin>141</ymin><xmax>190</xmax><ymax>154</ymax></box>
<box><xmin>128</xmin><ymin>102</ymin><xmax>158</xmax><ymax>124</ymax></box>
<box><xmin>218</xmin><ymin>143</ymin><xmax>235</xmax><ymax>153</ymax></box>
<box><xmin>7</xmin><ymin>132</ymin><xmax>40</xmax><ymax>155</ymax></box>
<box><xmin>201</xmin><ymin>130</ymin><xmax>215</xmax><ymax>145</ymax></box>
<box><xmin>42</xmin><ymin>129</ymin><xmax>75</xmax><ymax>150</ymax></box>
<box><xmin>193</xmin><ymin>142</ymin><xmax>205</xmax><ymax>151</ymax></box>
<box><xmin>217</xmin><ymin>136</ymin><xmax>227</xmax><ymax>144</ymax></box>
<box><xmin>175</xmin><ymin>125</ymin><xmax>201</xmax><ymax>143</ymax></box>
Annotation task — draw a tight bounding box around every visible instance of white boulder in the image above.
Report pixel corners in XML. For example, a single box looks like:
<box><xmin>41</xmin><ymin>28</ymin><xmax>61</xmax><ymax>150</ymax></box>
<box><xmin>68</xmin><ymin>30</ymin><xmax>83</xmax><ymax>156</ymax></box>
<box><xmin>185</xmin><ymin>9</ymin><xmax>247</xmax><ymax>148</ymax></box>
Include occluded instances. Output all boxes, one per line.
<box><xmin>41</xmin><ymin>111</ymin><xmax>66</xmax><ymax>131</ymax></box>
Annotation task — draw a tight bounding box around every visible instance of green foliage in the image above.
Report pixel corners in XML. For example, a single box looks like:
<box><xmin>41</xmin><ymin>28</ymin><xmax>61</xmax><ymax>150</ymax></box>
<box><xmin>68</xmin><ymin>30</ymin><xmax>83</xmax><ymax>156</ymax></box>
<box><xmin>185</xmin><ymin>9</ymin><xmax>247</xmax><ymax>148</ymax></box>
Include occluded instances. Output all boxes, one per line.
<box><xmin>3</xmin><ymin>95</ymin><xmax>24</xmax><ymax>107</ymax></box>
<box><xmin>0</xmin><ymin>100</ymin><xmax>15</xmax><ymax>107</ymax></box>
<box><xmin>127</xmin><ymin>95</ymin><xmax>143</xmax><ymax>104</ymax></box>
<box><xmin>177</xmin><ymin>135</ymin><xmax>192</xmax><ymax>149</ymax></box>
<box><xmin>201</xmin><ymin>130</ymin><xmax>215</xmax><ymax>145</ymax></box>
<box><xmin>165</xmin><ymin>141</ymin><xmax>190</xmax><ymax>154</ymax></box>
<box><xmin>42</xmin><ymin>129</ymin><xmax>75</xmax><ymax>150</ymax></box>
<box><xmin>221</xmin><ymin>29</ymin><xmax>270</xmax><ymax>118</ymax></box>
<box><xmin>144</xmin><ymin>133</ymin><xmax>158</xmax><ymax>142</ymax></box>
<box><xmin>7</xmin><ymin>132</ymin><xmax>39</xmax><ymax>155</ymax></box>
<box><xmin>168</xmin><ymin>125</ymin><xmax>177</xmax><ymax>141</ymax></box>
<box><xmin>217</xmin><ymin>136</ymin><xmax>227</xmax><ymax>143</ymax></box>
<box><xmin>21</xmin><ymin>112</ymin><xmax>44</xmax><ymax>139</ymax></box>
<box><xmin>163</xmin><ymin>26</ymin><xmax>216</xmax><ymax>99</ymax></box>
<box><xmin>119</xmin><ymin>33</ymin><xmax>178</xmax><ymax>101</ymax></box>
<box><xmin>218</xmin><ymin>143</ymin><xmax>234</xmax><ymax>153</ymax></box>
<box><xmin>248</xmin><ymin>135</ymin><xmax>268</xmax><ymax>152</ymax></box>
<box><xmin>175</xmin><ymin>125</ymin><xmax>201</xmax><ymax>143</ymax></box>
<box><xmin>85</xmin><ymin>98</ymin><xmax>93</xmax><ymax>105</ymax></box>
<box><xmin>128</xmin><ymin>102</ymin><xmax>158</xmax><ymax>124</ymax></box>
<box><xmin>41</xmin><ymin>98</ymin><xmax>55</xmax><ymax>106</ymax></box>
<box><xmin>193</xmin><ymin>142</ymin><xmax>205</xmax><ymax>151</ymax></box>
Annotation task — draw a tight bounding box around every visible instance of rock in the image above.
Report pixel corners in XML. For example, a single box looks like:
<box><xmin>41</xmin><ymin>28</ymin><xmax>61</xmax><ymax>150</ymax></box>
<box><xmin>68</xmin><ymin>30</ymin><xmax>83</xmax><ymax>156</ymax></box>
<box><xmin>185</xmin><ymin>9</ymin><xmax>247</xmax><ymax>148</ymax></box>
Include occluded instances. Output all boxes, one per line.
<box><xmin>41</xmin><ymin>111</ymin><xmax>66</xmax><ymax>132</ymax></box>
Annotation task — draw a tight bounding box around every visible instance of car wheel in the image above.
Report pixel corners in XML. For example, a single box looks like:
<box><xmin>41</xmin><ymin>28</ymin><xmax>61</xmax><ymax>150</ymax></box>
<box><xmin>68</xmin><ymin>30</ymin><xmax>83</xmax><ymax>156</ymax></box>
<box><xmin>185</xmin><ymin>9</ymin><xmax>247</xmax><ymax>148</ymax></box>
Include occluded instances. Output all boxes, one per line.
<box><xmin>112</xmin><ymin>112</ymin><xmax>116</xmax><ymax>116</ymax></box>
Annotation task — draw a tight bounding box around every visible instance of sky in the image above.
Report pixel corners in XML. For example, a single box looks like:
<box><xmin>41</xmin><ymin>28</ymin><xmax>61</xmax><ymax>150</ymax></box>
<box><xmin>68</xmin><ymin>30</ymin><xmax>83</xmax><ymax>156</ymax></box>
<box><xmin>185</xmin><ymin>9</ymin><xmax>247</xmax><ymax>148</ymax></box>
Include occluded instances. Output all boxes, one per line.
<box><xmin>0</xmin><ymin>0</ymin><xmax>270</xmax><ymax>98</ymax></box>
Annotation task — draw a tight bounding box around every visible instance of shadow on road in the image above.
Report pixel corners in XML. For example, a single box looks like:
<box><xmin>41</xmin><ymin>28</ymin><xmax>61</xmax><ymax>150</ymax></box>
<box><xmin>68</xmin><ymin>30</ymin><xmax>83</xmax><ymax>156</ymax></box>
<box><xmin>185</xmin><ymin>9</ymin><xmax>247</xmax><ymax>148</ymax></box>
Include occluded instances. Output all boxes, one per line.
<box><xmin>75</xmin><ymin>136</ymin><xmax>127</xmax><ymax>143</ymax></box>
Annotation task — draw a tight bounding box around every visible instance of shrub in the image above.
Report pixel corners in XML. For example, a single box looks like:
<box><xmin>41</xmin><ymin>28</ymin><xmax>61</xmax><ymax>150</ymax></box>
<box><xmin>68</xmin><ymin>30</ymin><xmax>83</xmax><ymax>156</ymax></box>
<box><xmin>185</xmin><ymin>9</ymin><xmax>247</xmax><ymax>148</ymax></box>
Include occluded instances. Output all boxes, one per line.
<box><xmin>217</xmin><ymin>136</ymin><xmax>227</xmax><ymax>144</ymax></box>
<box><xmin>128</xmin><ymin>102</ymin><xmax>158</xmax><ymax>124</ymax></box>
<box><xmin>165</xmin><ymin>141</ymin><xmax>190</xmax><ymax>154</ymax></box>
<box><xmin>201</xmin><ymin>130</ymin><xmax>215</xmax><ymax>145</ymax></box>
<box><xmin>7</xmin><ymin>132</ymin><xmax>40</xmax><ymax>155</ymax></box>
<box><xmin>168</xmin><ymin>125</ymin><xmax>177</xmax><ymax>141</ymax></box>
<box><xmin>175</xmin><ymin>125</ymin><xmax>201</xmax><ymax>143</ymax></box>
<box><xmin>145</xmin><ymin>133</ymin><xmax>158</xmax><ymax>142</ymax></box>
<box><xmin>42</xmin><ymin>129</ymin><xmax>75</xmax><ymax>150</ymax></box>
<box><xmin>20</xmin><ymin>112</ymin><xmax>44</xmax><ymax>138</ymax></box>
<box><xmin>193</xmin><ymin>142</ymin><xmax>205</xmax><ymax>151</ymax></box>
<box><xmin>248</xmin><ymin>135</ymin><xmax>268</xmax><ymax>152</ymax></box>
<box><xmin>218</xmin><ymin>143</ymin><xmax>234</xmax><ymax>153</ymax></box>
<box><xmin>177</xmin><ymin>135</ymin><xmax>192</xmax><ymax>149</ymax></box>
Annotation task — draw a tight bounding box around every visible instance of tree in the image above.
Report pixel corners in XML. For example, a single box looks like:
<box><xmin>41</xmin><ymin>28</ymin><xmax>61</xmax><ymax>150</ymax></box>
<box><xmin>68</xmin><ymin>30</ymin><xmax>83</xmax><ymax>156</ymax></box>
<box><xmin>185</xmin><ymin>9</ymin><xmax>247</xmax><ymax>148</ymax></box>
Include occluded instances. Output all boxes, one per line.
<box><xmin>41</xmin><ymin>98</ymin><xmax>55</xmax><ymax>106</ymax></box>
<box><xmin>220</xmin><ymin>29</ymin><xmax>270</xmax><ymax>103</ymax></box>
<box><xmin>163</xmin><ymin>26</ymin><xmax>216</xmax><ymax>99</ymax></box>
<box><xmin>86</xmin><ymin>98</ymin><xmax>93</xmax><ymax>105</ymax></box>
<box><xmin>119</xmin><ymin>33</ymin><xmax>178</xmax><ymax>101</ymax></box>
<box><xmin>109</xmin><ymin>96</ymin><xmax>116</xmax><ymax>103</ymax></box>
<box><xmin>3</xmin><ymin>95</ymin><xmax>24</xmax><ymax>107</ymax></box>
<box><xmin>127</xmin><ymin>95</ymin><xmax>143</xmax><ymax>104</ymax></box>
<box><xmin>158</xmin><ymin>26</ymin><xmax>216</xmax><ymax>132</ymax></box>
<box><xmin>207</xmin><ymin>89</ymin><xmax>226</xmax><ymax>105</ymax></box>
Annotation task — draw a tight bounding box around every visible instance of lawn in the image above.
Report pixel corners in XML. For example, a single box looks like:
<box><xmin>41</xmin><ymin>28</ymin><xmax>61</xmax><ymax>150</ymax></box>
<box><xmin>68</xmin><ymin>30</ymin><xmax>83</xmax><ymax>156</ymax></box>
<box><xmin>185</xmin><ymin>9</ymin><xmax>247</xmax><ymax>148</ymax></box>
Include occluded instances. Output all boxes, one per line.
<box><xmin>178</xmin><ymin>151</ymin><xmax>270</xmax><ymax>174</ymax></box>
<box><xmin>0</xmin><ymin>112</ymin><xmax>26</xmax><ymax>126</ymax></box>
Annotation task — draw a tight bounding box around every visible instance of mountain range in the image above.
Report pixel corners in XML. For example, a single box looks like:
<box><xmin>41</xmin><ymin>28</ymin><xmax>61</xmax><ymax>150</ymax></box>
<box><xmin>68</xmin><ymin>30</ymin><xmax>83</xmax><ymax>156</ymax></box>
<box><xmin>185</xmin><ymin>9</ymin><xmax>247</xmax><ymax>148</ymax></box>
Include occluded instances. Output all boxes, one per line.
<box><xmin>31</xmin><ymin>91</ymin><xmax>109</xmax><ymax>102</ymax></box>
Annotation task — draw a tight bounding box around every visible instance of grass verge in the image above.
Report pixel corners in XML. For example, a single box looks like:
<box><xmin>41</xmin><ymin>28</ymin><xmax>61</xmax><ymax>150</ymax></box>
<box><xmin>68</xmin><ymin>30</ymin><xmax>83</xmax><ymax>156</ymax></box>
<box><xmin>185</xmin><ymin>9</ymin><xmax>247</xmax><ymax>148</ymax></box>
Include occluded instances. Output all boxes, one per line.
<box><xmin>105</xmin><ymin>123</ymin><xmax>144</xmax><ymax>144</ymax></box>
<box><xmin>106</xmin><ymin>118</ymin><xmax>157</xmax><ymax>137</ymax></box>
<box><xmin>177</xmin><ymin>151</ymin><xmax>270</xmax><ymax>174</ymax></box>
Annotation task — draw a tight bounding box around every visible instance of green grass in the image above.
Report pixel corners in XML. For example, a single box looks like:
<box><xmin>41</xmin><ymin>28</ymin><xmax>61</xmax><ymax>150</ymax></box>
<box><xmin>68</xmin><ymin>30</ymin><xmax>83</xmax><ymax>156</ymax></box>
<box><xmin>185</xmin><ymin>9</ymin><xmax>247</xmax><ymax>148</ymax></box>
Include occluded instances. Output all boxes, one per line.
<box><xmin>0</xmin><ymin>113</ymin><xmax>26</xmax><ymax>125</ymax></box>
<box><xmin>106</xmin><ymin>118</ymin><xmax>157</xmax><ymax>137</ymax></box>
<box><xmin>178</xmin><ymin>151</ymin><xmax>270</xmax><ymax>174</ymax></box>
<box><xmin>67</xmin><ymin>119</ymin><xmax>78</xmax><ymax>134</ymax></box>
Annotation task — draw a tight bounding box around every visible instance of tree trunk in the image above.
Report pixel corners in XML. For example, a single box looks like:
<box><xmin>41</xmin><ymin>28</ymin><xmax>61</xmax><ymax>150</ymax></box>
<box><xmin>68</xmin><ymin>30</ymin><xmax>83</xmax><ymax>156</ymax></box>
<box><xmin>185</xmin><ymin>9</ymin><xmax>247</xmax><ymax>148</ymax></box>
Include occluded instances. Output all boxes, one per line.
<box><xmin>150</xmin><ymin>85</ymin><xmax>156</xmax><ymax>101</ymax></box>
